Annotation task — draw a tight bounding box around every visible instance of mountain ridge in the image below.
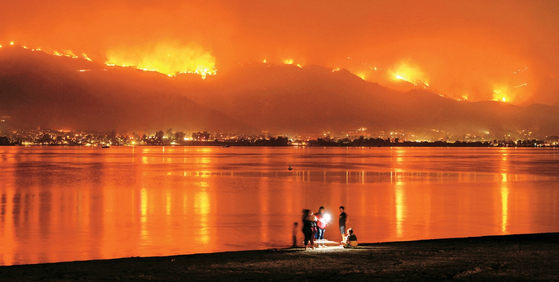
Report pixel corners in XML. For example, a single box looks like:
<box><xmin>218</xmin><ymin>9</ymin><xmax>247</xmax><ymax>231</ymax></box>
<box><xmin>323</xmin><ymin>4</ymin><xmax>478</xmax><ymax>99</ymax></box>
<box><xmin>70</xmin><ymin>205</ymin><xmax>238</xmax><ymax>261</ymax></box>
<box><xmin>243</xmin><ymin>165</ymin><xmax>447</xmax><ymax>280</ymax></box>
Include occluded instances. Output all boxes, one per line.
<box><xmin>2</xmin><ymin>46</ymin><xmax>559</xmax><ymax>137</ymax></box>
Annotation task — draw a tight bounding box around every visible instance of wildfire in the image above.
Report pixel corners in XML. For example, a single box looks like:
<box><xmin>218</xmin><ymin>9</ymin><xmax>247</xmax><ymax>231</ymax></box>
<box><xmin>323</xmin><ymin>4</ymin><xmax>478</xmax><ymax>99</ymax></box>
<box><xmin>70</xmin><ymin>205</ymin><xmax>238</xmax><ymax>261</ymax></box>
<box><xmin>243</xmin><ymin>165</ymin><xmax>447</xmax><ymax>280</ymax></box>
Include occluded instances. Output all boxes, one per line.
<box><xmin>492</xmin><ymin>89</ymin><xmax>509</xmax><ymax>103</ymax></box>
<box><xmin>105</xmin><ymin>42</ymin><xmax>217</xmax><ymax>79</ymax></box>
<box><xmin>389</xmin><ymin>61</ymin><xmax>429</xmax><ymax>86</ymax></box>
<box><xmin>356</xmin><ymin>72</ymin><xmax>366</xmax><ymax>80</ymax></box>
<box><xmin>283</xmin><ymin>59</ymin><xmax>294</xmax><ymax>65</ymax></box>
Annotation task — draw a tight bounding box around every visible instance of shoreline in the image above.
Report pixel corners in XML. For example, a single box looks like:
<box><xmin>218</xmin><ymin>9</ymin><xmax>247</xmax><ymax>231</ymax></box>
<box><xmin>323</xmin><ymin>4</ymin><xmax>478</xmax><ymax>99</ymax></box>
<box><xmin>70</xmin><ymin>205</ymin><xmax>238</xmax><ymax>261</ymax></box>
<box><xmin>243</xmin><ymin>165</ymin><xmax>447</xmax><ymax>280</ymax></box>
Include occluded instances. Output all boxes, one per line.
<box><xmin>2</xmin><ymin>233</ymin><xmax>558</xmax><ymax>281</ymax></box>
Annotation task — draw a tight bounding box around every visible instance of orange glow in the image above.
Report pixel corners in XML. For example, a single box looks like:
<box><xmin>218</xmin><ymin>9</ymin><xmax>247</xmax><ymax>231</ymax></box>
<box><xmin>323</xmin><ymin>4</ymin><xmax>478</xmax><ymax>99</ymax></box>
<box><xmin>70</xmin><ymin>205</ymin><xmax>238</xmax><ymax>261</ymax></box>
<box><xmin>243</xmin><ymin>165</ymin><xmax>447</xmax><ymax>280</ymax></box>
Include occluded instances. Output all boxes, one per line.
<box><xmin>1</xmin><ymin>1</ymin><xmax>558</xmax><ymax>104</ymax></box>
<box><xmin>389</xmin><ymin>61</ymin><xmax>428</xmax><ymax>86</ymax></box>
<box><xmin>492</xmin><ymin>88</ymin><xmax>510</xmax><ymax>103</ymax></box>
<box><xmin>106</xmin><ymin>43</ymin><xmax>216</xmax><ymax>79</ymax></box>
<box><xmin>283</xmin><ymin>59</ymin><xmax>294</xmax><ymax>65</ymax></box>
<box><xmin>356</xmin><ymin>72</ymin><xmax>366</xmax><ymax>80</ymax></box>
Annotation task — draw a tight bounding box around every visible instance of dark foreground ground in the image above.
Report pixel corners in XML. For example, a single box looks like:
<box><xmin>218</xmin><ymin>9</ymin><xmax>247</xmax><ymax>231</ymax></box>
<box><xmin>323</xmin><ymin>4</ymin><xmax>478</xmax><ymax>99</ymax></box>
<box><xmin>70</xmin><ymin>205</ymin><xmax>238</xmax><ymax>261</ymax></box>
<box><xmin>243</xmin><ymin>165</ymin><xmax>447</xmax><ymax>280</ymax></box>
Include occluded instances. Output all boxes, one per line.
<box><xmin>2</xmin><ymin>233</ymin><xmax>559</xmax><ymax>281</ymax></box>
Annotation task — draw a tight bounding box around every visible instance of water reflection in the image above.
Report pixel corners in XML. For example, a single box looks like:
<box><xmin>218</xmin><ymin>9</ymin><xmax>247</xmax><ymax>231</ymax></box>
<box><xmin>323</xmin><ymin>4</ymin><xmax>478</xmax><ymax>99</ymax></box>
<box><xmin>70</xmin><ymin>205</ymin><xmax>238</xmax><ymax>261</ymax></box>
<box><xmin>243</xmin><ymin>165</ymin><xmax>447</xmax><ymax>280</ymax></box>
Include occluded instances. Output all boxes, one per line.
<box><xmin>0</xmin><ymin>147</ymin><xmax>558</xmax><ymax>266</ymax></box>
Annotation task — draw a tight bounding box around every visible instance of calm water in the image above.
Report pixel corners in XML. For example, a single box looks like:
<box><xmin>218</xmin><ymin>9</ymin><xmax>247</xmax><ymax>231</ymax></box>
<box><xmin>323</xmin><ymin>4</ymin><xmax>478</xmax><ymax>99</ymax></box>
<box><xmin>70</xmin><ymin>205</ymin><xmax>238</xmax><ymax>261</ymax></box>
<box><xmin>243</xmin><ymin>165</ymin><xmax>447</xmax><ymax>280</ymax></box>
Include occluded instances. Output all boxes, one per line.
<box><xmin>1</xmin><ymin>146</ymin><xmax>558</xmax><ymax>266</ymax></box>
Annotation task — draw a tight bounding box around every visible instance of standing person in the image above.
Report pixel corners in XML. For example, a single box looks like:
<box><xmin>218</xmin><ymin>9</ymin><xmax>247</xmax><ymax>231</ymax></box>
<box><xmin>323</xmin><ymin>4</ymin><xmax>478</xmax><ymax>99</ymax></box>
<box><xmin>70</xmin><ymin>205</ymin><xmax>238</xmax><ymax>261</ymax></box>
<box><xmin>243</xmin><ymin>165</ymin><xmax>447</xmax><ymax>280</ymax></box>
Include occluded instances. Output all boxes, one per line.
<box><xmin>310</xmin><ymin>212</ymin><xmax>317</xmax><ymax>247</ymax></box>
<box><xmin>292</xmin><ymin>222</ymin><xmax>298</xmax><ymax>248</ymax></box>
<box><xmin>339</xmin><ymin>206</ymin><xmax>349</xmax><ymax>242</ymax></box>
<box><xmin>315</xmin><ymin>206</ymin><xmax>328</xmax><ymax>247</ymax></box>
<box><xmin>302</xmin><ymin>210</ymin><xmax>315</xmax><ymax>250</ymax></box>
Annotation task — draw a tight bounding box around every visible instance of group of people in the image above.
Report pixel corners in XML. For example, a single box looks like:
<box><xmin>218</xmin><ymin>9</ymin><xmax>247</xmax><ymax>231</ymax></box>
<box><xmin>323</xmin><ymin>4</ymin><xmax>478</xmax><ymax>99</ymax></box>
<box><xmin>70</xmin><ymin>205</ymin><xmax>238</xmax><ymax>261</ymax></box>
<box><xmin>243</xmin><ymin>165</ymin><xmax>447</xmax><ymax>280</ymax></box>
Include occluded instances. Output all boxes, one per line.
<box><xmin>296</xmin><ymin>206</ymin><xmax>357</xmax><ymax>250</ymax></box>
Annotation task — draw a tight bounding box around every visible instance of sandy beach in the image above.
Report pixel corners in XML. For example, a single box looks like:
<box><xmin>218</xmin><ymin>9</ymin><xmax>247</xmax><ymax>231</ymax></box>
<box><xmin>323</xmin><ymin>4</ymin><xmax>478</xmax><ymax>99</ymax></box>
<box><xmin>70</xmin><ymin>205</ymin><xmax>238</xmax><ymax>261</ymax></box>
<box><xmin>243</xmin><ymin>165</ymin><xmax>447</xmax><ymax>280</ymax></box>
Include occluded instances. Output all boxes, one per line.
<box><xmin>1</xmin><ymin>233</ymin><xmax>558</xmax><ymax>281</ymax></box>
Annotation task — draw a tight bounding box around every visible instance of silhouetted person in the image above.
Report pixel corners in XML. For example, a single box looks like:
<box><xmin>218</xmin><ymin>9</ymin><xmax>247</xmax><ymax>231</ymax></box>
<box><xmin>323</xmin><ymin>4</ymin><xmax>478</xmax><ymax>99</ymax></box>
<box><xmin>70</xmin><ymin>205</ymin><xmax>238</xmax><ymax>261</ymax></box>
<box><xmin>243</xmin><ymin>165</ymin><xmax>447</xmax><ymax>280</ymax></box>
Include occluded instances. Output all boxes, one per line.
<box><xmin>339</xmin><ymin>206</ymin><xmax>349</xmax><ymax>242</ymax></box>
<box><xmin>343</xmin><ymin>228</ymin><xmax>358</xmax><ymax>248</ymax></box>
<box><xmin>302</xmin><ymin>209</ymin><xmax>315</xmax><ymax>250</ymax></box>
<box><xmin>292</xmin><ymin>222</ymin><xmax>298</xmax><ymax>248</ymax></box>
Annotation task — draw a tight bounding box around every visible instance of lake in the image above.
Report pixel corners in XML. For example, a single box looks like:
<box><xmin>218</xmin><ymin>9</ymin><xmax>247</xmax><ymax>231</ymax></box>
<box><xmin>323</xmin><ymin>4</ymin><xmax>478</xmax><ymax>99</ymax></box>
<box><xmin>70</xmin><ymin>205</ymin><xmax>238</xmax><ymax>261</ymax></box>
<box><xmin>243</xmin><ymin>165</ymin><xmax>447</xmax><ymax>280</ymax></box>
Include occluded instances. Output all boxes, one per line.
<box><xmin>1</xmin><ymin>146</ymin><xmax>558</xmax><ymax>266</ymax></box>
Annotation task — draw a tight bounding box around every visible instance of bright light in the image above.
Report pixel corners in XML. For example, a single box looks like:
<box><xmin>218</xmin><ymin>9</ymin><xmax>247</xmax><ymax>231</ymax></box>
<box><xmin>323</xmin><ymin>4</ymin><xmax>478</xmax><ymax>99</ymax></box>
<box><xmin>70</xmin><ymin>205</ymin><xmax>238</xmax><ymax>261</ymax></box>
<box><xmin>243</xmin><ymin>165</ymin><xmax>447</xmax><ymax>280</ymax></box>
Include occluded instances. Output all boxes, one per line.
<box><xmin>283</xmin><ymin>59</ymin><xmax>294</xmax><ymax>65</ymax></box>
<box><xmin>389</xmin><ymin>61</ymin><xmax>428</xmax><ymax>86</ymax></box>
<box><xmin>106</xmin><ymin>42</ymin><xmax>217</xmax><ymax>79</ymax></box>
<box><xmin>323</xmin><ymin>213</ymin><xmax>331</xmax><ymax>223</ymax></box>
<box><xmin>10</xmin><ymin>41</ymin><xmax>14</xmax><ymax>45</ymax></box>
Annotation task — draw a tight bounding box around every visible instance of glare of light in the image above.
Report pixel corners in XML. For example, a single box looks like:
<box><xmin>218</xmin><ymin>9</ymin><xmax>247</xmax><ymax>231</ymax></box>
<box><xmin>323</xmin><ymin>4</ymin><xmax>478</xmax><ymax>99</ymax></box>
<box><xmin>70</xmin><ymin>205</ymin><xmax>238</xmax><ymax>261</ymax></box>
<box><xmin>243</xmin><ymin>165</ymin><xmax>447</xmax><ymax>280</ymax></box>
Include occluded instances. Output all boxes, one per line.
<box><xmin>356</xmin><ymin>73</ymin><xmax>366</xmax><ymax>80</ymax></box>
<box><xmin>10</xmin><ymin>41</ymin><xmax>14</xmax><ymax>45</ymax></box>
<box><xmin>263</xmin><ymin>59</ymin><xmax>267</xmax><ymax>63</ymax></box>
<box><xmin>106</xmin><ymin>43</ymin><xmax>217</xmax><ymax>79</ymax></box>
<box><xmin>502</xmin><ymin>97</ymin><xmax>506</xmax><ymax>102</ymax></box>
<box><xmin>323</xmin><ymin>213</ymin><xmax>331</xmax><ymax>223</ymax></box>
<box><xmin>389</xmin><ymin>61</ymin><xmax>427</xmax><ymax>86</ymax></box>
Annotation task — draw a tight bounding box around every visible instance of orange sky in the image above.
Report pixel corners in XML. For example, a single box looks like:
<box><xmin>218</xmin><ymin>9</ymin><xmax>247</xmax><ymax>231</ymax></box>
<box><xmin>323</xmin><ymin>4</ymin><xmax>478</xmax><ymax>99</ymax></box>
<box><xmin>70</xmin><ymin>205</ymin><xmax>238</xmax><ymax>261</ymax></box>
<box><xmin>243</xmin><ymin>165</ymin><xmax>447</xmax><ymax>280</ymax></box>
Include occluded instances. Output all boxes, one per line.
<box><xmin>1</xmin><ymin>0</ymin><xmax>558</xmax><ymax>105</ymax></box>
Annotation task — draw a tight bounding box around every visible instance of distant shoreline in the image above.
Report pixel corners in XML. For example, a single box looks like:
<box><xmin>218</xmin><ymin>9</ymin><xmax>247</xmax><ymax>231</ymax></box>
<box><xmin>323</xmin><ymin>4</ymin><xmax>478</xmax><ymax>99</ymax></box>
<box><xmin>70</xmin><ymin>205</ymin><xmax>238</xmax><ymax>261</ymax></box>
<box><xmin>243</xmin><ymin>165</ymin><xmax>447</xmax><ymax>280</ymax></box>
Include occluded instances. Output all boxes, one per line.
<box><xmin>2</xmin><ymin>233</ymin><xmax>558</xmax><ymax>281</ymax></box>
<box><xmin>1</xmin><ymin>142</ymin><xmax>557</xmax><ymax>148</ymax></box>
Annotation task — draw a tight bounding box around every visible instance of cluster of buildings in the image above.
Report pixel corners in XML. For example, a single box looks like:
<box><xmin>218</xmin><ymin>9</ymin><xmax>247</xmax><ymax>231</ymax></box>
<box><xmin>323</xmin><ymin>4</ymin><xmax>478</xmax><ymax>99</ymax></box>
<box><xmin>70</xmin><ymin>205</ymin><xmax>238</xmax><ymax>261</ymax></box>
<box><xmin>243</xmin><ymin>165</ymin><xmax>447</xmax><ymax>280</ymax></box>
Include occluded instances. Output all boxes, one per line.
<box><xmin>1</xmin><ymin>128</ymin><xmax>558</xmax><ymax>147</ymax></box>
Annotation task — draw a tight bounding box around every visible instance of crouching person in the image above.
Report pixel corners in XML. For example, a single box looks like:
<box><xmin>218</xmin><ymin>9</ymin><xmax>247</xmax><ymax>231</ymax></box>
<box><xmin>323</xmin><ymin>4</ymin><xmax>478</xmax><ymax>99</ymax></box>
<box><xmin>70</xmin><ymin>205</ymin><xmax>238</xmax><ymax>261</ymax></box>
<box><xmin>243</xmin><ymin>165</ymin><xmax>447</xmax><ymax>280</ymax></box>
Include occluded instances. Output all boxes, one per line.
<box><xmin>343</xmin><ymin>228</ymin><xmax>358</xmax><ymax>248</ymax></box>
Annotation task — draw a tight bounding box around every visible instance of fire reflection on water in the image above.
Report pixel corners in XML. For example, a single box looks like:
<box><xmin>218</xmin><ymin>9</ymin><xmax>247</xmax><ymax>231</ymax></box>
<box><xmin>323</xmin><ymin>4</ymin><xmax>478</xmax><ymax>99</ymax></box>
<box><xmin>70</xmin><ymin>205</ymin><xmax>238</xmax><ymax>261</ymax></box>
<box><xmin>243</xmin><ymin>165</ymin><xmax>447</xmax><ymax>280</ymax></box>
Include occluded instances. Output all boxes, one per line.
<box><xmin>1</xmin><ymin>147</ymin><xmax>558</xmax><ymax>266</ymax></box>
<box><xmin>194</xmin><ymin>181</ymin><xmax>210</xmax><ymax>245</ymax></box>
<box><xmin>394</xmin><ymin>181</ymin><xmax>406</xmax><ymax>238</ymax></box>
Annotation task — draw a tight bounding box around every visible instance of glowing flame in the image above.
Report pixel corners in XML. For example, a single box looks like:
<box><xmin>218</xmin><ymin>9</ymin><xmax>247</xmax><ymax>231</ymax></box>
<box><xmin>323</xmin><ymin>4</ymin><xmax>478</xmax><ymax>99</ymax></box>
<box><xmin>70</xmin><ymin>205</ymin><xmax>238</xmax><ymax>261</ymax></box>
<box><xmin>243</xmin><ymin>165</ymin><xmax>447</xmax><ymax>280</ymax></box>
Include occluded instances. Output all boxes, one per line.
<box><xmin>296</xmin><ymin>64</ymin><xmax>302</xmax><ymax>68</ymax></box>
<box><xmin>106</xmin><ymin>42</ymin><xmax>217</xmax><ymax>79</ymax></box>
<box><xmin>332</xmin><ymin>68</ymin><xmax>340</xmax><ymax>72</ymax></box>
<box><xmin>82</xmin><ymin>54</ymin><xmax>92</xmax><ymax>61</ymax></box>
<box><xmin>283</xmin><ymin>59</ymin><xmax>294</xmax><ymax>65</ymax></box>
<box><xmin>492</xmin><ymin>88</ymin><xmax>510</xmax><ymax>103</ymax></box>
<box><xmin>389</xmin><ymin>61</ymin><xmax>428</xmax><ymax>86</ymax></box>
<box><xmin>262</xmin><ymin>59</ymin><xmax>267</xmax><ymax>63</ymax></box>
<box><xmin>356</xmin><ymin>72</ymin><xmax>366</xmax><ymax>80</ymax></box>
<box><xmin>10</xmin><ymin>41</ymin><xmax>14</xmax><ymax>45</ymax></box>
